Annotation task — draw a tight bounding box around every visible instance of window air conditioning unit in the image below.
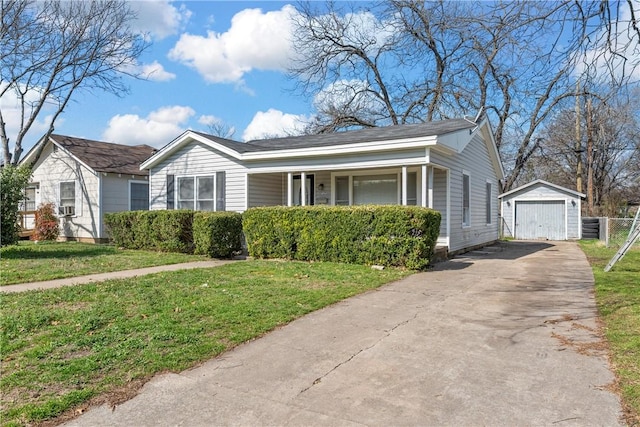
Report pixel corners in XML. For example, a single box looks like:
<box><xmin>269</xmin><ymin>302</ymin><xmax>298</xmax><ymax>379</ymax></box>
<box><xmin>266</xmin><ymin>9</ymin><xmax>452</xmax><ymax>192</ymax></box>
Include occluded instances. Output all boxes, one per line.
<box><xmin>62</xmin><ymin>206</ymin><xmax>75</xmax><ymax>216</ymax></box>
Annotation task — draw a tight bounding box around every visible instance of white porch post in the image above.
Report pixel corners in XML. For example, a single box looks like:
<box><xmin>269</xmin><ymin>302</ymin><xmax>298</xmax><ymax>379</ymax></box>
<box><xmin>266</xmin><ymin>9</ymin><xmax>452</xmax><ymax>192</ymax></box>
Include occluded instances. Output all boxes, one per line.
<box><xmin>300</xmin><ymin>172</ymin><xmax>307</xmax><ymax>206</ymax></box>
<box><xmin>428</xmin><ymin>166</ymin><xmax>434</xmax><ymax>209</ymax></box>
<box><xmin>401</xmin><ymin>166</ymin><xmax>408</xmax><ymax>205</ymax></box>
<box><xmin>421</xmin><ymin>164</ymin><xmax>427</xmax><ymax>207</ymax></box>
<box><xmin>287</xmin><ymin>172</ymin><xmax>293</xmax><ymax>206</ymax></box>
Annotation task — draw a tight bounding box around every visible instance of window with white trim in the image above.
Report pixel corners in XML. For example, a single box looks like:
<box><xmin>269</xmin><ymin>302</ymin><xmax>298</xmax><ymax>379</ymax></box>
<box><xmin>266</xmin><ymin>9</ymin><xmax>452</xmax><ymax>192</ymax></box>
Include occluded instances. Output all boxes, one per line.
<box><xmin>462</xmin><ymin>172</ymin><xmax>470</xmax><ymax>226</ymax></box>
<box><xmin>175</xmin><ymin>174</ymin><xmax>225</xmax><ymax>211</ymax></box>
<box><xmin>59</xmin><ymin>181</ymin><xmax>76</xmax><ymax>216</ymax></box>
<box><xmin>130</xmin><ymin>182</ymin><xmax>149</xmax><ymax>211</ymax></box>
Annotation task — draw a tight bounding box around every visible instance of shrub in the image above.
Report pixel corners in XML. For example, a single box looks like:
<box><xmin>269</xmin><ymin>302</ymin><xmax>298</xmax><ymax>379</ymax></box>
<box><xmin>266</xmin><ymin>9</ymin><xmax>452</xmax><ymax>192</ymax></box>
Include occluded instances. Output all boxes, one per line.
<box><xmin>193</xmin><ymin>212</ymin><xmax>243</xmax><ymax>258</ymax></box>
<box><xmin>0</xmin><ymin>165</ymin><xmax>32</xmax><ymax>246</ymax></box>
<box><xmin>31</xmin><ymin>203</ymin><xmax>59</xmax><ymax>241</ymax></box>
<box><xmin>105</xmin><ymin>210</ymin><xmax>194</xmax><ymax>253</ymax></box>
<box><xmin>243</xmin><ymin>205</ymin><xmax>441</xmax><ymax>270</ymax></box>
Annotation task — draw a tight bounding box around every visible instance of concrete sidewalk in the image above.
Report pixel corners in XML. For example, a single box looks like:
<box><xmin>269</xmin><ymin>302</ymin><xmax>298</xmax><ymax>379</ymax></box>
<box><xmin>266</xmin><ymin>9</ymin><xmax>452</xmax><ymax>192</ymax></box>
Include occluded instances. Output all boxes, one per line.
<box><xmin>1</xmin><ymin>260</ymin><xmax>236</xmax><ymax>293</ymax></box>
<box><xmin>63</xmin><ymin>241</ymin><xmax>623</xmax><ymax>426</ymax></box>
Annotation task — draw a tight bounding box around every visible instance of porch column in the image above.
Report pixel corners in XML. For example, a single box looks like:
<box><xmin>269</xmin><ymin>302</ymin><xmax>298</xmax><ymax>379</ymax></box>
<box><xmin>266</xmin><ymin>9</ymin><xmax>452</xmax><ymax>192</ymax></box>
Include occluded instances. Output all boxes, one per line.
<box><xmin>300</xmin><ymin>172</ymin><xmax>307</xmax><ymax>206</ymax></box>
<box><xmin>421</xmin><ymin>164</ymin><xmax>427</xmax><ymax>207</ymax></box>
<box><xmin>287</xmin><ymin>172</ymin><xmax>293</xmax><ymax>206</ymax></box>
<box><xmin>401</xmin><ymin>166</ymin><xmax>408</xmax><ymax>205</ymax></box>
<box><xmin>428</xmin><ymin>166</ymin><xmax>434</xmax><ymax>209</ymax></box>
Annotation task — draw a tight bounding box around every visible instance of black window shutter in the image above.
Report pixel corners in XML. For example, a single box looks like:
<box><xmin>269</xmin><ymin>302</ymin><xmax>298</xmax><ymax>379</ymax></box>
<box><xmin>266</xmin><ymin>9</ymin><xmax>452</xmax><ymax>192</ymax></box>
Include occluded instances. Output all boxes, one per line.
<box><xmin>216</xmin><ymin>171</ymin><xmax>225</xmax><ymax>211</ymax></box>
<box><xmin>167</xmin><ymin>175</ymin><xmax>174</xmax><ymax>209</ymax></box>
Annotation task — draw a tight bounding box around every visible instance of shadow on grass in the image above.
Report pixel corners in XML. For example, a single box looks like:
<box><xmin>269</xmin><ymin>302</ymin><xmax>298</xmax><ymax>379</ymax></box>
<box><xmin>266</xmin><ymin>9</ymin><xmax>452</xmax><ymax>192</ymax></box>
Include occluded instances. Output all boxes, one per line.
<box><xmin>0</xmin><ymin>242</ymin><xmax>117</xmax><ymax>260</ymax></box>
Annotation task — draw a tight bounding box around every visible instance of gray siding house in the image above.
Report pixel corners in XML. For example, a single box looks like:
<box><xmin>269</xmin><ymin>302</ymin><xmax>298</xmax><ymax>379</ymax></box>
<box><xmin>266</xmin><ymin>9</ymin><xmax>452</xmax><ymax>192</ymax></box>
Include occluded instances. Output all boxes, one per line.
<box><xmin>499</xmin><ymin>180</ymin><xmax>585</xmax><ymax>240</ymax></box>
<box><xmin>20</xmin><ymin>135</ymin><xmax>156</xmax><ymax>242</ymax></box>
<box><xmin>141</xmin><ymin>118</ymin><xmax>505</xmax><ymax>254</ymax></box>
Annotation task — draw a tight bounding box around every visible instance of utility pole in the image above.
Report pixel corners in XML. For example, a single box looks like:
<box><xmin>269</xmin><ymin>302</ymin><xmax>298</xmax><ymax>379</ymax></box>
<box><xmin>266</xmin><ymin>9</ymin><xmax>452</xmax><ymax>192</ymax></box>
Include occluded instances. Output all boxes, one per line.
<box><xmin>586</xmin><ymin>97</ymin><xmax>594</xmax><ymax>216</ymax></box>
<box><xmin>575</xmin><ymin>82</ymin><xmax>583</xmax><ymax>193</ymax></box>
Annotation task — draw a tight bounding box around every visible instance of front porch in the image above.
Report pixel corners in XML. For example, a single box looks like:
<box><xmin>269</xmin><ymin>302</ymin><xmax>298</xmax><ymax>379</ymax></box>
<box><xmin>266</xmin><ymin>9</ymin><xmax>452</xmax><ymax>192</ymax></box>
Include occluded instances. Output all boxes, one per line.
<box><xmin>246</xmin><ymin>165</ymin><xmax>451</xmax><ymax>249</ymax></box>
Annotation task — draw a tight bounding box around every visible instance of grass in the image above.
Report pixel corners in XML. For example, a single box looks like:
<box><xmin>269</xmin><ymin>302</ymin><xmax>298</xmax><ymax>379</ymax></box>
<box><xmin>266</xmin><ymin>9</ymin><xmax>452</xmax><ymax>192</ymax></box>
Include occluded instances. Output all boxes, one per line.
<box><xmin>0</xmin><ymin>242</ymin><xmax>210</xmax><ymax>286</ymax></box>
<box><xmin>579</xmin><ymin>239</ymin><xmax>640</xmax><ymax>426</ymax></box>
<box><xmin>0</xmin><ymin>260</ymin><xmax>411</xmax><ymax>426</ymax></box>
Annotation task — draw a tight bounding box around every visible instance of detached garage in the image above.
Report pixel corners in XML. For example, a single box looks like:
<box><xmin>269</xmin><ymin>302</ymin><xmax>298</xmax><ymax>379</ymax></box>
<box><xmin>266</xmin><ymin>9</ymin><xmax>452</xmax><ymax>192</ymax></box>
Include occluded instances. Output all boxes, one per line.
<box><xmin>499</xmin><ymin>180</ymin><xmax>585</xmax><ymax>240</ymax></box>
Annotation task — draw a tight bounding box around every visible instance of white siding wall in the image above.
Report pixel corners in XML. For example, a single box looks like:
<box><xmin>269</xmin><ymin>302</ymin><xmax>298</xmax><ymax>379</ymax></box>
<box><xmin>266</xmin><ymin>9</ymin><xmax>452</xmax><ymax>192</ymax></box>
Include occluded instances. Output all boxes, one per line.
<box><xmin>30</xmin><ymin>143</ymin><xmax>101</xmax><ymax>239</ymax></box>
<box><xmin>500</xmin><ymin>183</ymin><xmax>582</xmax><ymax>240</ymax></box>
<box><xmin>149</xmin><ymin>141</ymin><xmax>247</xmax><ymax>212</ymax></box>
<box><xmin>430</xmin><ymin>133</ymin><xmax>500</xmax><ymax>252</ymax></box>
<box><xmin>248</xmin><ymin>173</ymin><xmax>284</xmax><ymax>207</ymax></box>
<box><xmin>432</xmin><ymin>168</ymin><xmax>448</xmax><ymax>239</ymax></box>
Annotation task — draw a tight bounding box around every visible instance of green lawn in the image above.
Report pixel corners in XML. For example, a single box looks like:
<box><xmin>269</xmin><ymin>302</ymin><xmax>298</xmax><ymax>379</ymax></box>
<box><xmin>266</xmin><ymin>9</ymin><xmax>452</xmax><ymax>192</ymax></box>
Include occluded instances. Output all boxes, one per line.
<box><xmin>0</xmin><ymin>260</ymin><xmax>411</xmax><ymax>426</ymax></box>
<box><xmin>579</xmin><ymin>239</ymin><xmax>640</xmax><ymax>426</ymax></box>
<box><xmin>0</xmin><ymin>242</ymin><xmax>210</xmax><ymax>286</ymax></box>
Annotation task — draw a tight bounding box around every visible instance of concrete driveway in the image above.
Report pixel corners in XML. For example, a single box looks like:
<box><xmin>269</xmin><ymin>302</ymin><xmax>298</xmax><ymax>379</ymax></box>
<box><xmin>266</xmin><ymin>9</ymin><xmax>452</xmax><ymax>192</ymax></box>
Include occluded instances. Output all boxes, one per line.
<box><xmin>64</xmin><ymin>241</ymin><xmax>623</xmax><ymax>426</ymax></box>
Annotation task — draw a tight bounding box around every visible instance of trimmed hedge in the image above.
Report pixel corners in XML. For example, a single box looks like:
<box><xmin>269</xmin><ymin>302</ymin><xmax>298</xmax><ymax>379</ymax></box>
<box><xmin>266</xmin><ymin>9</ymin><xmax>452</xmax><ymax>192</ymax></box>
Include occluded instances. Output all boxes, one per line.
<box><xmin>242</xmin><ymin>205</ymin><xmax>441</xmax><ymax>270</ymax></box>
<box><xmin>105</xmin><ymin>210</ymin><xmax>194</xmax><ymax>253</ymax></box>
<box><xmin>193</xmin><ymin>212</ymin><xmax>243</xmax><ymax>258</ymax></box>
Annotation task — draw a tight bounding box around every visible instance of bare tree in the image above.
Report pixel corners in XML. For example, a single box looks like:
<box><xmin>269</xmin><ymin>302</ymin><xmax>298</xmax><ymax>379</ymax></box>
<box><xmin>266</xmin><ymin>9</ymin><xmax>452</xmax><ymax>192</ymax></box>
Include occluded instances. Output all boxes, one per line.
<box><xmin>206</xmin><ymin>121</ymin><xmax>236</xmax><ymax>140</ymax></box>
<box><xmin>533</xmin><ymin>89</ymin><xmax>640</xmax><ymax>215</ymax></box>
<box><xmin>0</xmin><ymin>0</ymin><xmax>148</xmax><ymax>165</ymax></box>
<box><xmin>289</xmin><ymin>1</ymin><xmax>639</xmax><ymax>191</ymax></box>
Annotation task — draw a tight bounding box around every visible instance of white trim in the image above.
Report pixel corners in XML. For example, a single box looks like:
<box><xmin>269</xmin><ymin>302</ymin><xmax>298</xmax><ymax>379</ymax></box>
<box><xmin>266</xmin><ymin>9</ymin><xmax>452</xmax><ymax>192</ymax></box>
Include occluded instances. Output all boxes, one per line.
<box><xmin>287</xmin><ymin>172</ymin><xmax>293</xmax><ymax>207</ymax></box>
<box><xmin>421</xmin><ymin>164</ymin><xmax>427</xmax><ymax>208</ymax></box>
<box><xmin>301</xmin><ymin>172</ymin><xmax>307</xmax><ymax>206</ymax></box>
<box><xmin>244</xmin><ymin>173</ymin><xmax>249</xmax><ymax>211</ymax></box>
<box><xmin>245</xmin><ymin>156</ymin><xmax>430</xmax><ymax>174</ymax></box>
<box><xmin>445</xmin><ymin>168</ymin><xmax>451</xmax><ymax>246</ymax></box>
<box><xmin>58</xmin><ymin>180</ymin><xmax>78</xmax><ymax>218</ymax></box>
<box><xmin>428</xmin><ymin>167</ymin><xmax>434</xmax><ymax>209</ymax></box>
<box><xmin>175</xmin><ymin>173</ymin><xmax>219</xmax><ymax>211</ymax></box>
<box><xmin>498</xmin><ymin>179</ymin><xmax>585</xmax><ymax>199</ymax></box>
<box><xmin>140</xmin><ymin>128</ymin><xmax>479</xmax><ymax>171</ymax></box>
<box><xmin>98</xmin><ymin>174</ymin><xmax>103</xmax><ymax>238</ymax></box>
<box><xmin>401</xmin><ymin>166</ymin><xmax>408</xmax><ymax>205</ymax></box>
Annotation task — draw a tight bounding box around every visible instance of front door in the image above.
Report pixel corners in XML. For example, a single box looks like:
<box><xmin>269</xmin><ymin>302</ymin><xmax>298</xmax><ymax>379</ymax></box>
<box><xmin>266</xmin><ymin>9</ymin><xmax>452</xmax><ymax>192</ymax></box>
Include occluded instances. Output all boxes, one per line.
<box><xmin>293</xmin><ymin>175</ymin><xmax>314</xmax><ymax>206</ymax></box>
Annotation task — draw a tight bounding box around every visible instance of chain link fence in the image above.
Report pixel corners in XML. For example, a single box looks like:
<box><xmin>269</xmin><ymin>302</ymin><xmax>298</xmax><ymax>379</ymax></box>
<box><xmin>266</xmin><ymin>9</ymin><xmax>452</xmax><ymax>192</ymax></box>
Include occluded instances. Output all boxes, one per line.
<box><xmin>607</xmin><ymin>217</ymin><xmax>639</xmax><ymax>248</ymax></box>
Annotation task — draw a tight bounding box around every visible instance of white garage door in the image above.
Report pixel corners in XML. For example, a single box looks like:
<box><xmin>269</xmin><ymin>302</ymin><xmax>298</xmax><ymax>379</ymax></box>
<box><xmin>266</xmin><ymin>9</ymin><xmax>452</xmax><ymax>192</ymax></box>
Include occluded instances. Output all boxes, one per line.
<box><xmin>515</xmin><ymin>200</ymin><xmax>566</xmax><ymax>240</ymax></box>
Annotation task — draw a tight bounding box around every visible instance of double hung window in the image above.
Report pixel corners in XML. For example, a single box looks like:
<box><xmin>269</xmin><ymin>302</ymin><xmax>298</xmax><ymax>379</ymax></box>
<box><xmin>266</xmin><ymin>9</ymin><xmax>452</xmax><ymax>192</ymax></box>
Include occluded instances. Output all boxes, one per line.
<box><xmin>173</xmin><ymin>173</ymin><xmax>225</xmax><ymax>211</ymax></box>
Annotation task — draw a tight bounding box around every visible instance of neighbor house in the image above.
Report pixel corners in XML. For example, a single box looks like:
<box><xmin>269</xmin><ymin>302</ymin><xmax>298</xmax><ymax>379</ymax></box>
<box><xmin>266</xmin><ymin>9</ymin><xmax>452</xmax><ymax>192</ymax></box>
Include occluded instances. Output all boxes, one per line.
<box><xmin>141</xmin><ymin>118</ymin><xmax>504</xmax><ymax>255</ymax></box>
<box><xmin>20</xmin><ymin>134</ymin><xmax>156</xmax><ymax>242</ymax></box>
<box><xmin>499</xmin><ymin>180</ymin><xmax>585</xmax><ymax>240</ymax></box>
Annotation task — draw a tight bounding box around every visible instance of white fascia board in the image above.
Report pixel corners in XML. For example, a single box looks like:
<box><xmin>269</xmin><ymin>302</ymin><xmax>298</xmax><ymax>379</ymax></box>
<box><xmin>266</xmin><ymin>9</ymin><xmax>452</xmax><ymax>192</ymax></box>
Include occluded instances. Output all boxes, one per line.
<box><xmin>246</xmin><ymin>156</ymin><xmax>431</xmax><ymax>174</ymax></box>
<box><xmin>240</xmin><ymin>135</ymin><xmax>439</xmax><ymax>161</ymax></box>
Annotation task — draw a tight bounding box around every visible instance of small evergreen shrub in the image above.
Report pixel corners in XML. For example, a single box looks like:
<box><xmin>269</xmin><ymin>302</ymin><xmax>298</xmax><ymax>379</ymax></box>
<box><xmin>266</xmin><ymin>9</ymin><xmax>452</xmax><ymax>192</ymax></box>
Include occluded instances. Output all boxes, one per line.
<box><xmin>105</xmin><ymin>210</ymin><xmax>194</xmax><ymax>253</ymax></box>
<box><xmin>0</xmin><ymin>165</ymin><xmax>32</xmax><ymax>245</ymax></box>
<box><xmin>242</xmin><ymin>205</ymin><xmax>441</xmax><ymax>270</ymax></box>
<box><xmin>193</xmin><ymin>212</ymin><xmax>243</xmax><ymax>258</ymax></box>
<box><xmin>31</xmin><ymin>203</ymin><xmax>60</xmax><ymax>241</ymax></box>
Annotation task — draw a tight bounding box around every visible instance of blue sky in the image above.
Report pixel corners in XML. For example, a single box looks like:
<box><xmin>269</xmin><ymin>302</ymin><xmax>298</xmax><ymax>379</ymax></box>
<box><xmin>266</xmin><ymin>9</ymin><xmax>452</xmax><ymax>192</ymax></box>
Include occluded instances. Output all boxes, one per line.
<box><xmin>21</xmin><ymin>1</ymin><xmax>315</xmax><ymax>153</ymax></box>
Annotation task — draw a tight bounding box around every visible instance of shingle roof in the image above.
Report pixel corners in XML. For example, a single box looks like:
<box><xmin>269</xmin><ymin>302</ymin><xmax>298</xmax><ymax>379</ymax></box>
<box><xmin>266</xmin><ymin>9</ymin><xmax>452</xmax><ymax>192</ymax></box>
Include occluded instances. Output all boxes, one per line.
<box><xmin>50</xmin><ymin>134</ymin><xmax>156</xmax><ymax>175</ymax></box>
<box><xmin>194</xmin><ymin>118</ymin><xmax>476</xmax><ymax>153</ymax></box>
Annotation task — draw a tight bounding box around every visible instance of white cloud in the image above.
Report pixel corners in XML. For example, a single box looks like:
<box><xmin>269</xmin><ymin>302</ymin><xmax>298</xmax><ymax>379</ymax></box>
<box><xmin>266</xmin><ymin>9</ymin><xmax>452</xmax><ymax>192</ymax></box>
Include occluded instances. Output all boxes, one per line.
<box><xmin>168</xmin><ymin>5</ymin><xmax>298</xmax><ymax>84</ymax></box>
<box><xmin>242</xmin><ymin>108</ymin><xmax>309</xmax><ymax>141</ymax></box>
<box><xmin>138</xmin><ymin>60</ymin><xmax>176</xmax><ymax>81</ymax></box>
<box><xmin>129</xmin><ymin>0</ymin><xmax>192</xmax><ymax>40</ymax></box>
<box><xmin>198</xmin><ymin>115</ymin><xmax>222</xmax><ymax>126</ymax></box>
<box><xmin>102</xmin><ymin>105</ymin><xmax>194</xmax><ymax>147</ymax></box>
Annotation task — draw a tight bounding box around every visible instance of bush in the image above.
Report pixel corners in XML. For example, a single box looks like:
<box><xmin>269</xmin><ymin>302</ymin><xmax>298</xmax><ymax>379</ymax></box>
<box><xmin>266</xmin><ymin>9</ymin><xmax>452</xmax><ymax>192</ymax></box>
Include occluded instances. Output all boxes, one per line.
<box><xmin>105</xmin><ymin>210</ymin><xmax>194</xmax><ymax>253</ymax></box>
<box><xmin>31</xmin><ymin>203</ymin><xmax>59</xmax><ymax>241</ymax></box>
<box><xmin>193</xmin><ymin>212</ymin><xmax>243</xmax><ymax>258</ymax></box>
<box><xmin>0</xmin><ymin>165</ymin><xmax>32</xmax><ymax>246</ymax></box>
<box><xmin>242</xmin><ymin>205</ymin><xmax>441</xmax><ymax>270</ymax></box>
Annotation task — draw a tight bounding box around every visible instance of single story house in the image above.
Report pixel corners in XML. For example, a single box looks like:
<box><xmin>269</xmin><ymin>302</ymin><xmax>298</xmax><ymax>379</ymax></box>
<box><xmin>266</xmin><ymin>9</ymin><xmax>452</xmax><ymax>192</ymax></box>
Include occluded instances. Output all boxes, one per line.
<box><xmin>20</xmin><ymin>134</ymin><xmax>156</xmax><ymax>242</ymax></box>
<box><xmin>141</xmin><ymin>118</ymin><xmax>505</xmax><ymax>255</ymax></box>
<box><xmin>498</xmin><ymin>179</ymin><xmax>585</xmax><ymax>240</ymax></box>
